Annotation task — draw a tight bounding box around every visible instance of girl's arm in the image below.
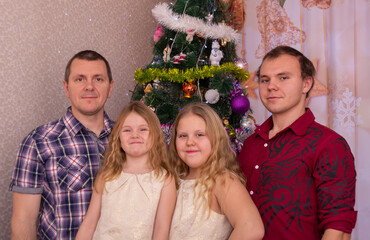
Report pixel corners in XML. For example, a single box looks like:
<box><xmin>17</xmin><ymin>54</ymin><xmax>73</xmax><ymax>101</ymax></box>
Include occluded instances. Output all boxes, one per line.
<box><xmin>214</xmin><ymin>173</ymin><xmax>264</xmax><ymax>240</ymax></box>
<box><xmin>75</xmin><ymin>174</ymin><xmax>104</xmax><ymax>240</ymax></box>
<box><xmin>152</xmin><ymin>174</ymin><xmax>177</xmax><ymax>240</ymax></box>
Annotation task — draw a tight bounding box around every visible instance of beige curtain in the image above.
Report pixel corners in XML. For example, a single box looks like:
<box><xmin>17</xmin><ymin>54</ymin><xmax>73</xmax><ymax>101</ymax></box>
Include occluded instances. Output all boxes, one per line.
<box><xmin>241</xmin><ymin>0</ymin><xmax>370</xmax><ymax>239</ymax></box>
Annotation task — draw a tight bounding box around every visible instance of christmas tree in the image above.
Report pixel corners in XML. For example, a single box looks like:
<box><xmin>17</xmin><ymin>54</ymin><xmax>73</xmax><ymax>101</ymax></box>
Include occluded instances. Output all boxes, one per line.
<box><xmin>131</xmin><ymin>0</ymin><xmax>256</xmax><ymax>152</ymax></box>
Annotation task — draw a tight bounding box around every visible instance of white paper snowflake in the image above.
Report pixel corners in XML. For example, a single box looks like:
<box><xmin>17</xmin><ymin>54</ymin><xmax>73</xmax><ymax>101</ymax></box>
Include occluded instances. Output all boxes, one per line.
<box><xmin>332</xmin><ymin>88</ymin><xmax>362</xmax><ymax>136</ymax></box>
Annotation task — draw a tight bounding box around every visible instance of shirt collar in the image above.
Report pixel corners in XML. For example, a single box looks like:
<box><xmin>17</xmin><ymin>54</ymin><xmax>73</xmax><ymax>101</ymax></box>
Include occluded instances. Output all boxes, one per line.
<box><xmin>101</xmin><ymin>112</ymin><xmax>114</xmax><ymax>138</ymax></box>
<box><xmin>255</xmin><ymin>108</ymin><xmax>315</xmax><ymax>140</ymax></box>
<box><xmin>63</xmin><ymin>107</ymin><xmax>114</xmax><ymax>138</ymax></box>
<box><xmin>289</xmin><ymin>108</ymin><xmax>315</xmax><ymax>136</ymax></box>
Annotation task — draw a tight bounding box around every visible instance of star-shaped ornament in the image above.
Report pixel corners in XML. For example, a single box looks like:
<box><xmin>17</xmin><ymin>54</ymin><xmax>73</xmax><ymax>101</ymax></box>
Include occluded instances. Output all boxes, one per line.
<box><xmin>240</xmin><ymin>71</ymin><xmax>258</xmax><ymax>99</ymax></box>
<box><xmin>306</xmin><ymin>59</ymin><xmax>327</xmax><ymax>103</ymax></box>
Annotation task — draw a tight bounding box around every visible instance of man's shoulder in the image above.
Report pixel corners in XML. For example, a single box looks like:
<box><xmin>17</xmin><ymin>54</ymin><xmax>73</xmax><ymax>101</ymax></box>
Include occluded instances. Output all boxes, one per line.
<box><xmin>27</xmin><ymin>116</ymin><xmax>66</xmax><ymax>141</ymax></box>
<box><xmin>306</xmin><ymin>121</ymin><xmax>354</xmax><ymax>157</ymax></box>
<box><xmin>309</xmin><ymin>120</ymin><xmax>342</xmax><ymax>140</ymax></box>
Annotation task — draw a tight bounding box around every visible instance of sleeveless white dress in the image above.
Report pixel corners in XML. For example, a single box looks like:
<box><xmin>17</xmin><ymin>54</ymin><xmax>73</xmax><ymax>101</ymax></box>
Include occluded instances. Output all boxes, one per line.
<box><xmin>170</xmin><ymin>179</ymin><xmax>233</xmax><ymax>240</ymax></box>
<box><xmin>93</xmin><ymin>170</ymin><xmax>165</xmax><ymax>240</ymax></box>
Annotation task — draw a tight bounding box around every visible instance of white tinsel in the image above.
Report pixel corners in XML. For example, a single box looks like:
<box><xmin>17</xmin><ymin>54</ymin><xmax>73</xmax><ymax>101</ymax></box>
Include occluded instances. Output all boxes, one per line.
<box><xmin>152</xmin><ymin>3</ymin><xmax>240</xmax><ymax>42</ymax></box>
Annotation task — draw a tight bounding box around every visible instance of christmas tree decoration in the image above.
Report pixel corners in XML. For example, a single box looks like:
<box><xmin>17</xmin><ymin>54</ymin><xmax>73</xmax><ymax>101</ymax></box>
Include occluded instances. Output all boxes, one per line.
<box><xmin>134</xmin><ymin>62</ymin><xmax>249</xmax><ymax>84</ymax></box>
<box><xmin>179</xmin><ymin>52</ymin><xmax>186</xmax><ymax>61</ymax></box>
<box><xmin>161</xmin><ymin>124</ymin><xmax>173</xmax><ymax>145</ymax></box>
<box><xmin>205</xmin><ymin>13</ymin><xmax>214</xmax><ymax>23</ymax></box>
<box><xmin>221</xmin><ymin>38</ymin><xmax>229</xmax><ymax>47</ymax></box>
<box><xmin>131</xmin><ymin>0</ymin><xmax>254</xmax><ymax>153</ymax></box>
<box><xmin>144</xmin><ymin>84</ymin><xmax>152</xmax><ymax>93</ymax></box>
<box><xmin>153</xmin><ymin>26</ymin><xmax>164</xmax><ymax>43</ymax></box>
<box><xmin>163</xmin><ymin>45</ymin><xmax>172</xmax><ymax>62</ymax></box>
<box><xmin>152</xmin><ymin>79</ymin><xmax>161</xmax><ymax>89</ymax></box>
<box><xmin>186</xmin><ymin>30</ymin><xmax>195</xmax><ymax>42</ymax></box>
<box><xmin>148</xmin><ymin>105</ymin><xmax>156</xmax><ymax>112</ymax></box>
<box><xmin>240</xmin><ymin>114</ymin><xmax>256</xmax><ymax>132</ymax></box>
<box><xmin>235</xmin><ymin>59</ymin><xmax>248</xmax><ymax>70</ymax></box>
<box><xmin>182</xmin><ymin>80</ymin><xmax>197</xmax><ymax>98</ymax></box>
<box><xmin>173</xmin><ymin>55</ymin><xmax>180</xmax><ymax>64</ymax></box>
<box><xmin>210</xmin><ymin>40</ymin><xmax>224</xmax><ymax>66</ymax></box>
<box><xmin>196</xmin><ymin>32</ymin><xmax>204</xmax><ymax>38</ymax></box>
<box><xmin>205</xmin><ymin>89</ymin><xmax>220</xmax><ymax>104</ymax></box>
<box><xmin>231</xmin><ymin>95</ymin><xmax>250</xmax><ymax>114</ymax></box>
<box><xmin>223</xmin><ymin>118</ymin><xmax>236</xmax><ymax>137</ymax></box>
<box><xmin>152</xmin><ymin>3</ymin><xmax>239</xmax><ymax>41</ymax></box>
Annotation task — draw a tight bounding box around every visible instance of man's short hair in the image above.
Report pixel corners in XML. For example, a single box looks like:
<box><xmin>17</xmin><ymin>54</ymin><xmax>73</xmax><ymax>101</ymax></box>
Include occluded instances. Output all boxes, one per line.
<box><xmin>256</xmin><ymin>45</ymin><xmax>315</xmax><ymax>97</ymax></box>
<box><xmin>64</xmin><ymin>50</ymin><xmax>113</xmax><ymax>83</ymax></box>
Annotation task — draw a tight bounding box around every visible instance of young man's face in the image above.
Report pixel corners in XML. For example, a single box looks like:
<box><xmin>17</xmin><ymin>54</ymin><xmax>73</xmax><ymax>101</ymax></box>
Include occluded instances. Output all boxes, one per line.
<box><xmin>258</xmin><ymin>54</ymin><xmax>312</xmax><ymax>118</ymax></box>
<box><xmin>63</xmin><ymin>59</ymin><xmax>113</xmax><ymax>119</ymax></box>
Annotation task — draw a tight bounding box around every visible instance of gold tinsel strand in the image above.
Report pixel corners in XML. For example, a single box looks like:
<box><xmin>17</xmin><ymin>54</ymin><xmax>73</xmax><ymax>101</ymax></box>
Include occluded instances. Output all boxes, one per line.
<box><xmin>134</xmin><ymin>63</ymin><xmax>249</xmax><ymax>84</ymax></box>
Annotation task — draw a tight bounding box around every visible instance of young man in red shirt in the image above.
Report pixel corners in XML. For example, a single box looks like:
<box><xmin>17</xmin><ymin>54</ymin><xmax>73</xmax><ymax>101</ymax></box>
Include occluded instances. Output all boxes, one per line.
<box><xmin>238</xmin><ymin>46</ymin><xmax>357</xmax><ymax>240</ymax></box>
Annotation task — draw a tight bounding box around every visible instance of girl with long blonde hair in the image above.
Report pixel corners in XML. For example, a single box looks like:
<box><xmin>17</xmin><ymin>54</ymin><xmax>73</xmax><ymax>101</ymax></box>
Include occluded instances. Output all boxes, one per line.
<box><xmin>76</xmin><ymin>101</ymin><xmax>176</xmax><ymax>240</ymax></box>
<box><xmin>169</xmin><ymin>103</ymin><xmax>264</xmax><ymax>240</ymax></box>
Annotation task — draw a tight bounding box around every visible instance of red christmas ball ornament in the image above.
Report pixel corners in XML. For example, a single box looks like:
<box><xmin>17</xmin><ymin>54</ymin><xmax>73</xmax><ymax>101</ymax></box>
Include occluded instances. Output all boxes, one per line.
<box><xmin>231</xmin><ymin>95</ymin><xmax>250</xmax><ymax>114</ymax></box>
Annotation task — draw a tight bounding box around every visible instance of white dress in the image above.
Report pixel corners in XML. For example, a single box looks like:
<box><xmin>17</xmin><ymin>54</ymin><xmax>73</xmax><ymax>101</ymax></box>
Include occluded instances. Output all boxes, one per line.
<box><xmin>170</xmin><ymin>179</ymin><xmax>233</xmax><ymax>240</ymax></box>
<box><xmin>93</xmin><ymin>170</ymin><xmax>166</xmax><ymax>240</ymax></box>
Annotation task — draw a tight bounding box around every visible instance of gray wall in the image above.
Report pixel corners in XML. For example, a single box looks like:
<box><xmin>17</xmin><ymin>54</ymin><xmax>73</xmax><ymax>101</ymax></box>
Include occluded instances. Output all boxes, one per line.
<box><xmin>0</xmin><ymin>0</ymin><xmax>164</xmax><ymax>237</ymax></box>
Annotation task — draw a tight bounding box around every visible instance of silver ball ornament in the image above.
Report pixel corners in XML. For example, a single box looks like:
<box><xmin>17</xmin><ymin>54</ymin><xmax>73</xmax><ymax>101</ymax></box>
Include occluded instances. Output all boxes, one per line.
<box><xmin>205</xmin><ymin>89</ymin><xmax>220</xmax><ymax>104</ymax></box>
<box><xmin>240</xmin><ymin>116</ymin><xmax>256</xmax><ymax>132</ymax></box>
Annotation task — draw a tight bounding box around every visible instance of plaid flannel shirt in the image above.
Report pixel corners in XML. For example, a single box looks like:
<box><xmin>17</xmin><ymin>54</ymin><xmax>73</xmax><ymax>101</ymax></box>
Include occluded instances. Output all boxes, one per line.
<box><xmin>10</xmin><ymin>107</ymin><xmax>114</xmax><ymax>240</ymax></box>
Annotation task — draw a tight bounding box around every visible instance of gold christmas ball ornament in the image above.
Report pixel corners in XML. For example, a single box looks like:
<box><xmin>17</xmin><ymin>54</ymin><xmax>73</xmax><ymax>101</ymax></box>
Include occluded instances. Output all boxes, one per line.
<box><xmin>221</xmin><ymin>38</ymin><xmax>229</xmax><ymax>47</ymax></box>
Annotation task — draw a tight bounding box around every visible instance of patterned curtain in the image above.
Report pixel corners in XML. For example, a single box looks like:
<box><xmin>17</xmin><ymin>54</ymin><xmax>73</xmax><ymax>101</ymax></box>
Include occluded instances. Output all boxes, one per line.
<box><xmin>241</xmin><ymin>0</ymin><xmax>370</xmax><ymax>239</ymax></box>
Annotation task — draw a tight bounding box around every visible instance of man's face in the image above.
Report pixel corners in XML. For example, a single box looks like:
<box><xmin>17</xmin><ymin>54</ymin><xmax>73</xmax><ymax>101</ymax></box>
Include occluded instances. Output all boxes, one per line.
<box><xmin>63</xmin><ymin>59</ymin><xmax>113</xmax><ymax>119</ymax></box>
<box><xmin>258</xmin><ymin>54</ymin><xmax>312</xmax><ymax>118</ymax></box>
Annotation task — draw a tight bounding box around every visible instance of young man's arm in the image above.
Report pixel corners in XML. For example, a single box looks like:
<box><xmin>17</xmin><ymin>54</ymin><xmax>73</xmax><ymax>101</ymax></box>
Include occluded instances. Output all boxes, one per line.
<box><xmin>322</xmin><ymin>229</ymin><xmax>351</xmax><ymax>240</ymax></box>
<box><xmin>314</xmin><ymin>135</ymin><xmax>357</xmax><ymax>238</ymax></box>
<box><xmin>11</xmin><ymin>193</ymin><xmax>41</xmax><ymax>240</ymax></box>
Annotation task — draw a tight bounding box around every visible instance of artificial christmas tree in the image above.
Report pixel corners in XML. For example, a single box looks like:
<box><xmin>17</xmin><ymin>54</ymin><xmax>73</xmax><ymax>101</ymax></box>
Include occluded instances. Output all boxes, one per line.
<box><xmin>131</xmin><ymin>0</ymin><xmax>255</xmax><ymax>152</ymax></box>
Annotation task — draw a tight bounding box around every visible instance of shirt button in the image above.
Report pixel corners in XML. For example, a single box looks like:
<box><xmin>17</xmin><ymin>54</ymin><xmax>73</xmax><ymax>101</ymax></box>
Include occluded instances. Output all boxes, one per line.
<box><xmin>250</xmin><ymin>190</ymin><xmax>254</xmax><ymax>195</ymax></box>
<box><xmin>264</xmin><ymin>143</ymin><xmax>268</xmax><ymax>147</ymax></box>
<box><xmin>255</xmin><ymin>165</ymin><xmax>259</xmax><ymax>169</ymax></box>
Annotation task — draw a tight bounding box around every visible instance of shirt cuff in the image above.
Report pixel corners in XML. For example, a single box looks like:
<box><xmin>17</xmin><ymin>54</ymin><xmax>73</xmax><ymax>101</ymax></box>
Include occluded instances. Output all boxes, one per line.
<box><xmin>9</xmin><ymin>183</ymin><xmax>43</xmax><ymax>194</ymax></box>
<box><xmin>320</xmin><ymin>210</ymin><xmax>358</xmax><ymax>233</ymax></box>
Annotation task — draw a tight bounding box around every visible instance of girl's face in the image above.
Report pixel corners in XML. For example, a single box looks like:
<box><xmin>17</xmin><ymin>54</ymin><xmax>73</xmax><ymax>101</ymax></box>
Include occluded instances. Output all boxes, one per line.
<box><xmin>119</xmin><ymin>112</ymin><xmax>151</xmax><ymax>161</ymax></box>
<box><xmin>175</xmin><ymin>113</ymin><xmax>212</xmax><ymax>179</ymax></box>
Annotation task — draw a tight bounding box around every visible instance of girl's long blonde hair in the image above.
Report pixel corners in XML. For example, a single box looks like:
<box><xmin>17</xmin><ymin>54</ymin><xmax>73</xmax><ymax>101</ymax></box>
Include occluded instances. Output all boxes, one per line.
<box><xmin>169</xmin><ymin>103</ymin><xmax>245</xmax><ymax>213</ymax></box>
<box><xmin>98</xmin><ymin>101</ymin><xmax>171</xmax><ymax>185</ymax></box>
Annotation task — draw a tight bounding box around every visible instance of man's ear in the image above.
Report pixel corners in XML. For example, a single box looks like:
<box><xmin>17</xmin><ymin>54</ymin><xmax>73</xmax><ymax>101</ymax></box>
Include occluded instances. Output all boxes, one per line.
<box><xmin>303</xmin><ymin>77</ymin><xmax>313</xmax><ymax>94</ymax></box>
<box><xmin>108</xmin><ymin>80</ymin><xmax>114</xmax><ymax>98</ymax></box>
<box><xmin>63</xmin><ymin>80</ymin><xmax>70</xmax><ymax>98</ymax></box>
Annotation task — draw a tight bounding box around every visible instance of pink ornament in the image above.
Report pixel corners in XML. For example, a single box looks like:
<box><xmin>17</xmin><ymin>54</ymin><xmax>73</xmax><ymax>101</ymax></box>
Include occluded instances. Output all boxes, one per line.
<box><xmin>186</xmin><ymin>30</ymin><xmax>195</xmax><ymax>42</ymax></box>
<box><xmin>153</xmin><ymin>26</ymin><xmax>164</xmax><ymax>43</ymax></box>
<box><xmin>235</xmin><ymin>59</ymin><xmax>249</xmax><ymax>71</ymax></box>
<box><xmin>173</xmin><ymin>55</ymin><xmax>180</xmax><ymax>64</ymax></box>
<box><xmin>231</xmin><ymin>95</ymin><xmax>250</xmax><ymax>114</ymax></box>
<box><xmin>179</xmin><ymin>52</ymin><xmax>186</xmax><ymax>61</ymax></box>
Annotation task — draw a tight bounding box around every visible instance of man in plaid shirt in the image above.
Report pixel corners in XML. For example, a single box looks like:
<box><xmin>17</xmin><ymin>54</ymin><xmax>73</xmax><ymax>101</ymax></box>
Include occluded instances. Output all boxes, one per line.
<box><xmin>10</xmin><ymin>50</ymin><xmax>114</xmax><ymax>239</ymax></box>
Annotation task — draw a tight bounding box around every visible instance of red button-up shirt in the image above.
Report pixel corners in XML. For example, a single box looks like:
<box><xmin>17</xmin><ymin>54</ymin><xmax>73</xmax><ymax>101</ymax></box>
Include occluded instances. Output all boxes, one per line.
<box><xmin>238</xmin><ymin>109</ymin><xmax>357</xmax><ymax>240</ymax></box>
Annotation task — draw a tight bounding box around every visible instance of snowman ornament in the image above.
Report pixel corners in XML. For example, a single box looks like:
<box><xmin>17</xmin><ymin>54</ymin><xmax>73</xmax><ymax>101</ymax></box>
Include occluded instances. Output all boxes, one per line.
<box><xmin>210</xmin><ymin>40</ymin><xmax>223</xmax><ymax>66</ymax></box>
